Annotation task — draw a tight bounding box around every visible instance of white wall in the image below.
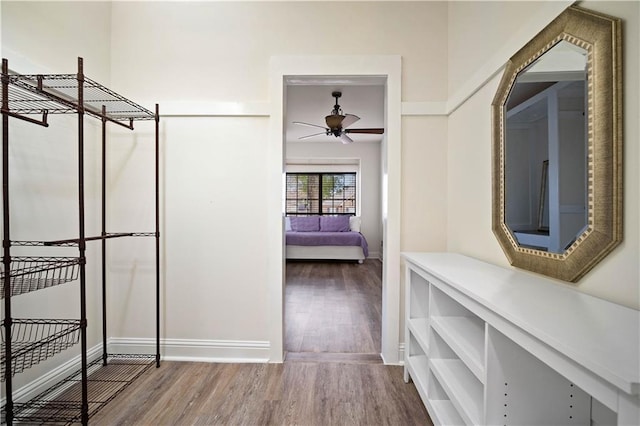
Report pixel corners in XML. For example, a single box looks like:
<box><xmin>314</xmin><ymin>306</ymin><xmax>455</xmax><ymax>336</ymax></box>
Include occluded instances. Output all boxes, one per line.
<box><xmin>108</xmin><ymin>2</ymin><xmax>448</xmax><ymax>103</ymax></box>
<box><xmin>401</xmin><ymin>115</ymin><xmax>448</xmax><ymax>252</ymax></box>
<box><xmin>0</xmin><ymin>1</ymin><xmax>112</xmax><ymax>388</ymax></box>
<box><xmin>447</xmin><ymin>0</ymin><xmax>640</xmax><ymax>309</ymax></box>
<box><xmin>104</xmin><ymin>1</ymin><xmax>448</xmax><ymax>358</ymax></box>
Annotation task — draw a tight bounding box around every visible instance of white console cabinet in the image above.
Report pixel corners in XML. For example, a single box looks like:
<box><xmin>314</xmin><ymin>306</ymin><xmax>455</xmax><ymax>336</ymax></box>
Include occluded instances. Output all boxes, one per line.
<box><xmin>402</xmin><ymin>252</ymin><xmax>639</xmax><ymax>426</ymax></box>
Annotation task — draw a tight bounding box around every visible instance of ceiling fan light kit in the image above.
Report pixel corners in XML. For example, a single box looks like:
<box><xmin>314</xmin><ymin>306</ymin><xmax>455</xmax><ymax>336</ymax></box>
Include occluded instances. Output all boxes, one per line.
<box><xmin>325</xmin><ymin>114</ymin><xmax>345</xmax><ymax>130</ymax></box>
<box><xmin>293</xmin><ymin>91</ymin><xmax>385</xmax><ymax>144</ymax></box>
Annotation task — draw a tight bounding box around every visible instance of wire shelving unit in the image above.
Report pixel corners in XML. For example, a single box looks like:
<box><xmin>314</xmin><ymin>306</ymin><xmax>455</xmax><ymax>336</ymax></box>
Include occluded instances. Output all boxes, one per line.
<box><xmin>1</xmin><ymin>57</ymin><xmax>161</xmax><ymax>425</ymax></box>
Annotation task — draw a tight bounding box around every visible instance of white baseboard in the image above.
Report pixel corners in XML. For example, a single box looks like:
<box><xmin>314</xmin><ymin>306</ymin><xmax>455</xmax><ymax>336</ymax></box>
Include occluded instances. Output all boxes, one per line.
<box><xmin>109</xmin><ymin>337</ymin><xmax>270</xmax><ymax>363</ymax></box>
<box><xmin>381</xmin><ymin>343</ymin><xmax>405</xmax><ymax>366</ymax></box>
<box><xmin>368</xmin><ymin>251</ymin><xmax>381</xmax><ymax>260</ymax></box>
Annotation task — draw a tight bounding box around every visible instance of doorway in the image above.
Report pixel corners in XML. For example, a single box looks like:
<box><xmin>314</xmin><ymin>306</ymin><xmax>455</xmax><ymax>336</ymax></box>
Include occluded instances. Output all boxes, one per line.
<box><xmin>267</xmin><ymin>55</ymin><xmax>402</xmax><ymax>364</ymax></box>
<box><xmin>283</xmin><ymin>82</ymin><xmax>384</xmax><ymax>359</ymax></box>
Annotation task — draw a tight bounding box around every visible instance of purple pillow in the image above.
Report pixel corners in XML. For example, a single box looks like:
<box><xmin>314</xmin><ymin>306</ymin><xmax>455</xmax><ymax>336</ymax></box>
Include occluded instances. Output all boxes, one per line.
<box><xmin>290</xmin><ymin>216</ymin><xmax>320</xmax><ymax>232</ymax></box>
<box><xmin>320</xmin><ymin>216</ymin><xmax>350</xmax><ymax>232</ymax></box>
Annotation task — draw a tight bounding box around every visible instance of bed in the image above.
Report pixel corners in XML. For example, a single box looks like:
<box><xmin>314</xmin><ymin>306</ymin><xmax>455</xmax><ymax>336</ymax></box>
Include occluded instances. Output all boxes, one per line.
<box><xmin>285</xmin><ymin>216</ymin><xmax>369</xmax><ymax>263</ymax></box>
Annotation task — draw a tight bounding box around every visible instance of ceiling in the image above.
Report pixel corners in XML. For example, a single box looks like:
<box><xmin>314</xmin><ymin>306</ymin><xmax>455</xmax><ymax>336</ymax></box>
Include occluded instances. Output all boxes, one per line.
<box><xmin>285</xmin><ymin>78</ymin><xmax>385</xmax><ymax>144</ymax></box>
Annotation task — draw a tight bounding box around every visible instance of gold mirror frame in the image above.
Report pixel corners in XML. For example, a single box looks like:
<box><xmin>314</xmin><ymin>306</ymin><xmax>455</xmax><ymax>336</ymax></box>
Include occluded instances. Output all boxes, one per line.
<box><xmin>491</xmin><ymin>6</ymin><xmax>622</xmax><ymax>282</ymax></box>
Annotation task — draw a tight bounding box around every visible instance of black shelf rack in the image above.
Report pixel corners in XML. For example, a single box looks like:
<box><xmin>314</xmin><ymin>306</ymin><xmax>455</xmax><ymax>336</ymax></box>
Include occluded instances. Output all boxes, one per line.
<box><xmin>1</xmin><ymin>57</ymin><xmax>160</xmax><ymax>425</ymax></box>
<box><xmin>1</xmin><ymin>319</ymin><xmax>82</xmax><ymax>378</ymax></box>
<box><xmin>0</xmin><ymin>257</ymin><xmax>81</xmax><ymax>298</ymax></box>
<box><xmin>11</xmin><ymin>354</ymin><xmax>155</xmax><ymax>424</ymax></box>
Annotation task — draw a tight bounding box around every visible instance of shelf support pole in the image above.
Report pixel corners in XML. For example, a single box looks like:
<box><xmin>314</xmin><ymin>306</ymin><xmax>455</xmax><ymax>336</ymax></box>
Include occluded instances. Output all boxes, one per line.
<box><xmin>77</xmin><ymin>56</ymin><xmax>89</xmax><ymax>426</ymax></box>
<box><xmin>101</xmin><ymin>105</ymin><xmax>108</xmax><ymax>366</ymax></box>
<box><xmin>2</xmin><ymin>57</ymin><xmax>15</xmax><ymax>426</ymax></box>
<box><xmin>155</xmin><ymin>103</ymin><xmax>161</xmax><ymax>368</ymax></box>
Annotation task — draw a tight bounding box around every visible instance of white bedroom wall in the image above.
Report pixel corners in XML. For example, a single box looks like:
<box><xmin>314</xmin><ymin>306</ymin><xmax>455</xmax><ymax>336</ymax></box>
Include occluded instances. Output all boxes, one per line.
<box><xmin>285</xmin><ymin>84</ymin><xmax>385</xmax><ymax>259</ymax></box>
<box><xmin>447</xmin><ymin>0</ymin><xmax>640</xmax><ymax>309</ymax></box>
<box><xmin>0</xmin><ymin>1</ymin><xmax>112</xmax><ymax>387</ymax></box>
<box><xmin>285</xmin><ymin>141</ymin><xmax>383</xmax><ymax>259</ymax></box>
<box><xmin>106</xmin><ymin>1</ymin><xmax>448</xmax><ymax>358</ymax></box>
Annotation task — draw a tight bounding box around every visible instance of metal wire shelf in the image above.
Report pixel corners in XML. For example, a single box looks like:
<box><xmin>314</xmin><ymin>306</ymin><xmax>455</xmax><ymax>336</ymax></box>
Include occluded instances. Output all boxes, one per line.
<box><xmin>2</xmin><ymin>68</ymin><xmax>155</xmax><ymax>128</ymax></box>
<box><xmin>2</xmin><ymin>56</ymin><xmax>161</xmax><ymax>425</ymax></box>
<box><xmin>1</xmin><ymin>319</ymin><xmax>82</xmax><ymax>380</ymax></box>
<box><xmin>7</xmin><ymin>354</ymin><xmax>155</xmax><ymax>425</ymax></box>
<box><xmin>10</xmin><ymin>232</ymin><xmax>157</xmax><ymax>248</ymax></box>
<box><xmin>1</xmin><ymin>257</ymin><xmax>81</xmax><ymax>298</ymax></box>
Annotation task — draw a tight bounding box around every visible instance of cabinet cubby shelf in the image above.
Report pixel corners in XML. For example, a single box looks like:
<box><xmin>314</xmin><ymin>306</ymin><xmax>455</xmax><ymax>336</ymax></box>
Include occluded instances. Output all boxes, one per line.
<box><xmin>407</xmin><ymin>318</ymin><xmax>429</xmax><ymax>352</ymax></box>
<box><xmin>407</xmin><ymin>355</ymin><xmax>429</xmax><ymax>395</ymax></box>
<box><xmin>406</xmin><ymin>355</ymin><xmax>432</xmax><ymax>419</ymax></box>
<box><xmin>430</xmin><ymin>316</ymin><xmax>485</xmax><ymax>383</ymax></box>
<box><xmin>0</xmin><ymin>257</ymin><xmax>80</xmax><ymax>298</ymax></box>
<box><xmin>428</xmin><ymin>399</ymin><xmax>464</xmax><ymax>426</ymax></box>
<box><xmin>0</xmin><ymin>319</ymin><xmax>81</xmax><ymax>379</ymax></box>
<box><xmin>430</xmin><ymin>358</ymin><xmax>483</xmax><ymax>426</ymax></box>
<box><xmin>403</xmin><ymin>252</ymin><xmax>640</xmax><ymax>426</ymax></box>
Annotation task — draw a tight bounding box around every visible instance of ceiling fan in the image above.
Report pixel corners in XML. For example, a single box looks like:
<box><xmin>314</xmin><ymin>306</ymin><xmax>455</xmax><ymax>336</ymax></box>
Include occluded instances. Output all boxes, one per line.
<box><xmin>293</xmin><ymin>91</ymin><xmax>385</xmax><ymax>144</ymax></box>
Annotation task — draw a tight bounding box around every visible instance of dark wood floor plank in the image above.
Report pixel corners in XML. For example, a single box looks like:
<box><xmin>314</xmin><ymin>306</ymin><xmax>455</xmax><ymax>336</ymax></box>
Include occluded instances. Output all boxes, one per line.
<box><xmin>285</xmin><ymin>260</ymin><xmax>382</xmax><ymax>354</ymax></box>
<box><xmin>90</xmin><ymin>361</ymin><xmax>432</xmax><ymax>425</ymax></box>
<box><xmin>286</xmin><ymin>351</ymin><xmax>382</xmax><ymax>364</ymax></box>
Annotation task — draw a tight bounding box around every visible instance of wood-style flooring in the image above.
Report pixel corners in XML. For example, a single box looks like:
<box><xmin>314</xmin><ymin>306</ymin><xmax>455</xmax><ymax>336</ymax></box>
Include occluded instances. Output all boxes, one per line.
<box><xmin>89</xmin><ymin>260</ymin><xmax>432</xmax><ymax>425</ymax></box>
<box><xmin>285</xmin><ymin>260</ymin><xmax>382</xmax><ymax>357</ymax></box>
<box><xmin>90</xmin><ymin>361</ymin><xmax>431</xmax><ymax>425</ymax></box>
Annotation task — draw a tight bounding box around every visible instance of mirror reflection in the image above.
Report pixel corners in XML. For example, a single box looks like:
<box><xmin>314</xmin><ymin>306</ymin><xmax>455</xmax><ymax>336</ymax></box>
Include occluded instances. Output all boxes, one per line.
<box><xmin>504</xmin><ymin>41</ymin><xmax>588</xmax><ymax>253</ymax></box>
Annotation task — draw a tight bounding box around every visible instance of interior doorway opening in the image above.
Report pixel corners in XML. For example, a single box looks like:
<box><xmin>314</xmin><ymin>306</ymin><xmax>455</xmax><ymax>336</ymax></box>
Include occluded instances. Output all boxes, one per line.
<box><xmin>283</xmin><ymin>77</ymin><xmax>386</xmax><ymax>361</ymax></box>
<box><xmin>268</xmin><ymin>55</ymin><xmax>402</xmax><ymax>364</ymax></box>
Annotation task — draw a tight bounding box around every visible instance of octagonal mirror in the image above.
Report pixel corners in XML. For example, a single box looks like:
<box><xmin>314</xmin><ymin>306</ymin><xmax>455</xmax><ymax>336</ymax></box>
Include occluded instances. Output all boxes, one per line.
<box><xmin>492</xmin><ymin>6</ymin><xmax>622</xmax><ymax>282</ymax></box>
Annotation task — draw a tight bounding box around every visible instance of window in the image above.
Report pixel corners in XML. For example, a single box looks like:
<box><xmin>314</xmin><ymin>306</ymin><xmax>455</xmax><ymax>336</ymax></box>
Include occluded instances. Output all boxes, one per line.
<box><xmin>286</xmin><ymin>173</ymin><xmax>356</xmax><ymax>216</ymax></box>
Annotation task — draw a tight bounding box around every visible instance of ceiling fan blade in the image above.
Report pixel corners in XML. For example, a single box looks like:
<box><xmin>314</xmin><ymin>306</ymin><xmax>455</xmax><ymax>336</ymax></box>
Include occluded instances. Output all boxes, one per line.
<box><xmin>341</xmin><ymin>114</ymin><xmax>360</xmax><ymax>128</ymax></box>
<box><xmin>344</xmin><ymin>128</ymin><xmax>385</xmax><ymax>134</ymax></box>
<box><xmin>293</xmin><ymin>121</ymin><xmax>329</xmax><ymax>131</ymax></box>
<box><xmin>299</xmin><ymin>131</ymin><xmax>328</xmax><ymax>140</ymax></box>
<box><xmin>339</xmin><ymin>133</ymin><xmax>354</xmax><ymax>144</ymax></box>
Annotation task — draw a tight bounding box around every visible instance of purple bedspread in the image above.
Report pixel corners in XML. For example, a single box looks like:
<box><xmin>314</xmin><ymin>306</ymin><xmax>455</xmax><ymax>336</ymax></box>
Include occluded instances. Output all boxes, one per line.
<box><xmin>285</xmin><ymin>231</ymin><xmax>369</xmax><ymax>257</ymax></box>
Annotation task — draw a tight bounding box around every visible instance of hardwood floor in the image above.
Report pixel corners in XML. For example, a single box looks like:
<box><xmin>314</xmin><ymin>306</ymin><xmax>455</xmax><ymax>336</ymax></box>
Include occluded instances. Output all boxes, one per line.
<box><xmin>285</xmin><ymin>260</ymin><xmax>382</xmax><ymax>356</ymax></box>
<box><xmin>90</xmin><ymin>361</ymin><xmax>432</xmax><ymax>425</ymax></box>
<box><xmin>90</xmin><ymin>260</ymin><xmax>432</xmax><ymax>424</ymax></box>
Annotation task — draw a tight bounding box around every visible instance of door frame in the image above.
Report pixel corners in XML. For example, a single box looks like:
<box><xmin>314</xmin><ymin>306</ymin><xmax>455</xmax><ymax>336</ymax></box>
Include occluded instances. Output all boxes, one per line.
<box><xmin>267</xmin><ymin>55</ymin><xmax>402</xmax><ymax>364</ymax></box>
